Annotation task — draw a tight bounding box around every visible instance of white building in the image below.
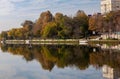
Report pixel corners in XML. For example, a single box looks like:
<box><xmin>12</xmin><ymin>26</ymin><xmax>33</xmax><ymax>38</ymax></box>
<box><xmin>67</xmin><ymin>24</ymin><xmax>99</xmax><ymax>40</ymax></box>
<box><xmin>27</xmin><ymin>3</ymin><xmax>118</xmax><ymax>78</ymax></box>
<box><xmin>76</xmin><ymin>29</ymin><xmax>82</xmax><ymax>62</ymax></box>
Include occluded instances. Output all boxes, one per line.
<box><xmin>101</xmin><ymin>0</ymin><xmax>120</xmax><ymax>14</ymax></box>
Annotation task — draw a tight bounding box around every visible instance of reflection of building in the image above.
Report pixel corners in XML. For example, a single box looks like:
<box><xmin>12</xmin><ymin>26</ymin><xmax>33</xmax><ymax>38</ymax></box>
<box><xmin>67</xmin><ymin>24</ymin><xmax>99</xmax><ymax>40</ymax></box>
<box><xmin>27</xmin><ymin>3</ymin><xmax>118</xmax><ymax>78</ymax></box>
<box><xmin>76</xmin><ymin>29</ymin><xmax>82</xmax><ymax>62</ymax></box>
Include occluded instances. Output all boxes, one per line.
<box><xmin>101</xmin><ymin>44</ymin><xmax>120</xmax><ymax>50</ymax></box>
<box><xmin>102</xmin><ymin>65</ymin><xmax>120</xmax><ymax>79</ymax></box>
<box><xmin>103</xmin><ymin>65</ymin><xmax>114</xmax><ymax>79</ymax></box>
<box><xmin>101</xmin><ymin>0</ymin><xmax>120</xmax><ymax>14</ymax></box>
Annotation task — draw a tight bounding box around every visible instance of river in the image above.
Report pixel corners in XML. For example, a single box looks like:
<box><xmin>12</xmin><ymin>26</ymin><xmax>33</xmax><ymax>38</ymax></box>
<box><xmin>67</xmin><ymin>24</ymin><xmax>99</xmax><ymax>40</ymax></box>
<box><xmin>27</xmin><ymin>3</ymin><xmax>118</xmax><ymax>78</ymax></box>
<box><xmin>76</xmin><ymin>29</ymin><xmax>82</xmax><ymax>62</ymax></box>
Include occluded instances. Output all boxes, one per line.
<box><xmin>0</xmin><ymin>44</ymin><xmax>120</xmax><ymax>79</ymax></box>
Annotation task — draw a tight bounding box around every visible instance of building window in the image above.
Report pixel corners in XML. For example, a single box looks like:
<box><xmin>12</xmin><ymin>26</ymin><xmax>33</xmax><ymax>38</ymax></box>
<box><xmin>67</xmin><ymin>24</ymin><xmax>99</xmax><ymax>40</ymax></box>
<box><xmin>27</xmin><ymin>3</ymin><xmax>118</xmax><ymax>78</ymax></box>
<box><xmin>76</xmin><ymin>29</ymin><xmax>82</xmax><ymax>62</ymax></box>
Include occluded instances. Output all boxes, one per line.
<box><xmin>116</xmin><ymin>6</ymin><xmax>119</xmax><ymax>8</ymax></box>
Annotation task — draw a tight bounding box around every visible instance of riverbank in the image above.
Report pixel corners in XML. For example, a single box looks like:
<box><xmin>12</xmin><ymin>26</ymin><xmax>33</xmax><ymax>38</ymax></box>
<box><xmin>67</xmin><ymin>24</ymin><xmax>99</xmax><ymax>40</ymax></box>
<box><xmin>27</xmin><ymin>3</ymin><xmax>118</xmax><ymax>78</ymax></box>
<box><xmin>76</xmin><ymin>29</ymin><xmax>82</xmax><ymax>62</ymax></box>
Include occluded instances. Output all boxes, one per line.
<box><xmin>1</xmin><ymin>39</ymin><xmax>120</xmax><ymax>45</ymax></box>
<box><xmin>89</xmin><ymin>40</ymin><xmax>120</xmax><ymax>45</ymax></box>
<box><xmin>2</xmin><ymin>39</ymin><xmax>79</xmax><ymax>45</ymax></box>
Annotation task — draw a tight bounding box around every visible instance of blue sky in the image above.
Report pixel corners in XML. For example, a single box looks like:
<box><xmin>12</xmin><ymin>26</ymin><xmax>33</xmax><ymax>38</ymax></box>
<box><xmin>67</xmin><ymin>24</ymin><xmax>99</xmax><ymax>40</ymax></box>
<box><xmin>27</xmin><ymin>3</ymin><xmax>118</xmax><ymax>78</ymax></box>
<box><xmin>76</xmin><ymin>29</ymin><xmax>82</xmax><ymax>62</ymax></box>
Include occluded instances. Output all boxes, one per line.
<box><xmin>0</xmin><ymin>0</ymin><xmax>100</xmax><ymax>32</ymax></box>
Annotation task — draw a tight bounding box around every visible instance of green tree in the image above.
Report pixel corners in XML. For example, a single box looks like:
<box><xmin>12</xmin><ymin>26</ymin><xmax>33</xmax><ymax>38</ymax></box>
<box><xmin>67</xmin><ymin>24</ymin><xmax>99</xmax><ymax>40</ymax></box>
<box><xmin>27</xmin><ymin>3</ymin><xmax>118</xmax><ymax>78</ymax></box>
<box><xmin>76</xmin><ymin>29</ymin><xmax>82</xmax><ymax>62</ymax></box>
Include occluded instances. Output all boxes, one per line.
<box><xmin>73</xmin><ymin>10</ymin><xmax>89</xmax><ymax>38</ymax></box>
<box><xmin>7</xmin><ymin>29</ymin><xmax>17</xmax><ymax>39</ymax></box>
<box><xmin>41</xmin><ymin>22</ymin><xmax>58</xmax><ymax>38</ymax></box>
<box><xmin>0</xmin><ymin>31</ymin><xmax>8</xmax><ymax>40</ymax></box>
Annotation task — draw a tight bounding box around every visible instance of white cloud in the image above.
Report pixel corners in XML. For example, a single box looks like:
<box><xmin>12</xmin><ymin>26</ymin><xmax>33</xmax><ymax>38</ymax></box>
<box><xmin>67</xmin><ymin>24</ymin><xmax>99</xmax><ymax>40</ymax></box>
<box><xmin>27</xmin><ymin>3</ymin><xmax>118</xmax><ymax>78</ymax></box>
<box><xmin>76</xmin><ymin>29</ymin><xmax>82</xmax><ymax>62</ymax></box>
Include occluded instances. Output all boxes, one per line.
<box><xmin>0</xmin><ymin>0</ymin><xmax>25</xmax><ymax>16</ymax></box>
<box><xmin>0</xmin><ymin>0</ymin><xmax>14</xmax><ymax>15</ymax></box>
<box><xmin>10</xmin><ymin>0</ymin><xmax>25</xmax><ymax>2</ymax></box>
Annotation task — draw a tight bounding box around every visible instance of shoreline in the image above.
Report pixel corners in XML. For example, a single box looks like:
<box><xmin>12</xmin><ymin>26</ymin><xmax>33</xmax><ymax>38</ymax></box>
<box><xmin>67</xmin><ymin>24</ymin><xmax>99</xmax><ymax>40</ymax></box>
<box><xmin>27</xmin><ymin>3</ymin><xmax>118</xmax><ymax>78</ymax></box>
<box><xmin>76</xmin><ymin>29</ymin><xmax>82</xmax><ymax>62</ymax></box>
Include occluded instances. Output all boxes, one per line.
<box><xmin>89</xmin><ymin>40</ymin><xmax>120</xmax><ymax>45</ymax></box>
<box><xmin>1</xmin><ymin>39</ymin><xmax>79</xmax><ymax>45</ymax></box>
<box><xmin>1</xmin><ymin>39</ymin><xmax>120</xmax><ymax>45</ymax></box>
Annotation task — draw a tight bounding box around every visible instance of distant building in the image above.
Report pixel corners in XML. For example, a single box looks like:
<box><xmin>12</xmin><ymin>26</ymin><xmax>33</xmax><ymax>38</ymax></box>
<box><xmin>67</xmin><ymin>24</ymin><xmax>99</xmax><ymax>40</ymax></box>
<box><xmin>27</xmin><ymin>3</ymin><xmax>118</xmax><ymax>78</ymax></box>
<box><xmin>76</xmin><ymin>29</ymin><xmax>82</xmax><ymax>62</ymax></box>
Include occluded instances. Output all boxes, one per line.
<box><xmin>101</xmin><ymin>0</ymin><xmax>120</xmax><ymax>14</ymax></box>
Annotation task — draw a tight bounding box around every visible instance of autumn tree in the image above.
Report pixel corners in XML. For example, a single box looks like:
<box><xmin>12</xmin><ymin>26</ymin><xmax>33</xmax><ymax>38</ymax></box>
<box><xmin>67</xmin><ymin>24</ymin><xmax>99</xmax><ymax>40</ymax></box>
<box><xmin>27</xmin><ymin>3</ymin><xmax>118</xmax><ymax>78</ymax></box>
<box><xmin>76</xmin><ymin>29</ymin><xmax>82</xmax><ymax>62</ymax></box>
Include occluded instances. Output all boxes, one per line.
<box><xmin>7</xmin><ymin>29</ymin><xmax>17</xmax><ymax>39</ymax></box>
<box><xmin>104</xmin><ymin>12</ymin><xmax>115</xmax><ymax>33</ymax></box>
<box><xmin>22</xmin><ymin>20</ymin><xmax>34</xmax><ymax>39</ymax></box>
<box><xmin>89</xmin><ymin>13</ymin><xmax>104</xmax><ymax>33</ymax></box>
<box><xmin>112</xmin><ymin>11</ymin><xmax>120</xmax><ymax>32</ymax></box>
<box><xmin>33</xmin><ymin>11</ymin><xmax>54</xmax><ymax>37</ymax></box>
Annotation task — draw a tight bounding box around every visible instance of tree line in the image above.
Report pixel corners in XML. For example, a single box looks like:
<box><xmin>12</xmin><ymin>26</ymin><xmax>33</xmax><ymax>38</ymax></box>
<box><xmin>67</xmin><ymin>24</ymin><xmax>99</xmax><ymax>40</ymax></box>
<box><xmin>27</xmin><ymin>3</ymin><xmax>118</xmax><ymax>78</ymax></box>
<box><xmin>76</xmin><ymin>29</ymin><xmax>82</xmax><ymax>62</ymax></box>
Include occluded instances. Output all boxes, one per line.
<box><xmin>0</xmin><ymin>10</ymin><xmax>120</xmax><ymax>40</ymax></box>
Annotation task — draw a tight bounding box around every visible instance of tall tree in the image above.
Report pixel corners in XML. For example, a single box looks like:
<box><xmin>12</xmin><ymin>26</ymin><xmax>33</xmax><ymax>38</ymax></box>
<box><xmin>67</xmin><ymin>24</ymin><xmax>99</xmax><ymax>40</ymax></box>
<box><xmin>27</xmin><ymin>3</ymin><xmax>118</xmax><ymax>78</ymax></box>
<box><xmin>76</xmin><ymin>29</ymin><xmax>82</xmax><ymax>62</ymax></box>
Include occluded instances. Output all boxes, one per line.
<box><xmin>89</xmin><ymin>13</ymin><xmax>104</xmax><ymax>33</ymax></box>
<box><xmin>73</xmin><ymin>10</ymin><xmax>88</xmax><ymax>38</ymax></box>
<box><xmin>33</xmin><ymin>11</ymin><xmax>54</xmax><ymax>36</ymax></box>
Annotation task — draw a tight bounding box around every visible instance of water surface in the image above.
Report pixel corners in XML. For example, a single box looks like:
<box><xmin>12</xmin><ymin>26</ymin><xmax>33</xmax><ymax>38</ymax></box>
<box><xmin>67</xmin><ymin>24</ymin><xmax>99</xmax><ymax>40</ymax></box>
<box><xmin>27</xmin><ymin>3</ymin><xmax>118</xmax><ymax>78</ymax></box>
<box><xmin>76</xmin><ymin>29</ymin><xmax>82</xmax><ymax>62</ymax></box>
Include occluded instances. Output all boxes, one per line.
<box><xmin>0</xmin><ymin>44</ymin><xmax>120</xmax><ymax>79</ymax></box>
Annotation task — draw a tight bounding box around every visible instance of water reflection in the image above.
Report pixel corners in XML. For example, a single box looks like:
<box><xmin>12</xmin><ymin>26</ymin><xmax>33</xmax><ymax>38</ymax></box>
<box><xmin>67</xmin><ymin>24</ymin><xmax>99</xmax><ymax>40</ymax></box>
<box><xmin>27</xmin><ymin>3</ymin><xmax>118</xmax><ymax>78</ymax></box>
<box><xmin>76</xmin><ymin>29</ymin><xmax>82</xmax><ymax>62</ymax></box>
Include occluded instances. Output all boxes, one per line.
<box><xmin>0</xmin><ymin>44</ymin><xmax>120</xmax><ymax>79</ymax></box>
<box><xmin>102</xmin><ymin>65</ymin><xmax>120</xmax><ymax>79</ymax></box>
<box><xmin>0</xmin><ymin>45</ymin><xmax>94</xmax><ymax>71</ymax></box>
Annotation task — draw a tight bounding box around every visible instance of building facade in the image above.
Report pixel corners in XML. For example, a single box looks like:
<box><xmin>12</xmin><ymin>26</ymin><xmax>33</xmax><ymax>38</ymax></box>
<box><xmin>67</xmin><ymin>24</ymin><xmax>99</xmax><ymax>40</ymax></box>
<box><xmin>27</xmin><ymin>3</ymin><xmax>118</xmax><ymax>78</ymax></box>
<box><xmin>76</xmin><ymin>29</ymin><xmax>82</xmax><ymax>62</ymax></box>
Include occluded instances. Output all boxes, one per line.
<box><xmin>101</xmin><ymin>0</ymin><xmax>120</xmax><ymax>14</ymax></box>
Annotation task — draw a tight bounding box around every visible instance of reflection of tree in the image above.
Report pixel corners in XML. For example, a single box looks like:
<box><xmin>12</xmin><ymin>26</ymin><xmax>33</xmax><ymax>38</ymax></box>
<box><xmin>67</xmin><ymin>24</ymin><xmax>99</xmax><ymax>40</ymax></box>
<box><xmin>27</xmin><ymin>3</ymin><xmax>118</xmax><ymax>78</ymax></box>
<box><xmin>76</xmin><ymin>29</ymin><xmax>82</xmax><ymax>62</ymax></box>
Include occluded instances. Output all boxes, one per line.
<box><xmin>0</xmin><ymin>45</ymin><xmax>93</xmax><ymax>71</ymax></box>
<box><xmin>1</xmin><ymin>44</ymin><xmax>120</xmax><ymax>71</ymax></box>
<box><xmin>33</xmin><ymin>46</ymin><xmax>55</xmax><ymax>71</ymax></box>
<box><xmin>1</xmin><ymin>45</ymin><xmax>34</xmax><ymax>61</ymax></box>
<box><xmin>1</xmin><ymin>44</ymin><xmax>8</xmax><ymax>52</ymax></box>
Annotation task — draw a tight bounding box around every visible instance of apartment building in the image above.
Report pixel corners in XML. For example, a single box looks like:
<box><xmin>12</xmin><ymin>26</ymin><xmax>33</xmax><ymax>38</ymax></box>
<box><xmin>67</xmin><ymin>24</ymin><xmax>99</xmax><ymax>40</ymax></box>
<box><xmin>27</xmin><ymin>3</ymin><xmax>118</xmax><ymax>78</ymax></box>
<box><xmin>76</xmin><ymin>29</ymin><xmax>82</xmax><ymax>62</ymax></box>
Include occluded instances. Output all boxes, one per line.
<box><xmin>101</xmin><ymin>0</ymin><xmax>120</xmax><ymax>14</ymax></box>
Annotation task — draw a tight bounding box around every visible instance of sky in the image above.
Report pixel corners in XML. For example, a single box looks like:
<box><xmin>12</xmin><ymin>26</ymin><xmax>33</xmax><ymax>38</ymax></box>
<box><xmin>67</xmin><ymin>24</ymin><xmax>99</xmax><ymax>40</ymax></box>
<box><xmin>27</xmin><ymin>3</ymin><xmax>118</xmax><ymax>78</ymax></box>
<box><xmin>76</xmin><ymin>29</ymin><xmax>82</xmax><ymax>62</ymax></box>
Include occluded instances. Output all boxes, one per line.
<box><xmin>0</xmin><ymin>0</ymin><xmax>100</xmax><ymax>32</ymax></box>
